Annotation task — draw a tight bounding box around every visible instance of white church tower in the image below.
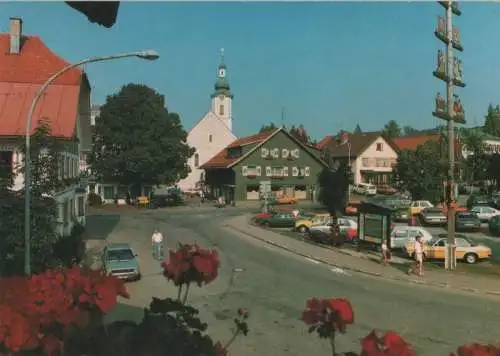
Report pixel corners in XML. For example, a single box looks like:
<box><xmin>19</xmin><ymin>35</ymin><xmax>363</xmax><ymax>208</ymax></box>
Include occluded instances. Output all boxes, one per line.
<box><xmin>177</xmin><ymin>49</ymin><xmax>237</xmax><ymax>192</ymax></box>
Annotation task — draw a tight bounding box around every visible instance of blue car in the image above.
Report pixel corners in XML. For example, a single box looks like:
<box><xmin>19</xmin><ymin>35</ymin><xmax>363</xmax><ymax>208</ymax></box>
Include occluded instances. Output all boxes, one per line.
<box><xmin>103</xmin><ymin>243</ymin><xmax>141</xmax><ymax>281</ymax></box>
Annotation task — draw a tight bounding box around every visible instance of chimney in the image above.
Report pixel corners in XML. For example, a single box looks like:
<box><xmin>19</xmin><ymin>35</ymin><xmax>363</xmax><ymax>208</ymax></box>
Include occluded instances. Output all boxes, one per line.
<box><xmin>9</xmin><ymin>17</ymin><xmax>23</xmax><ymax>55</ymax></box>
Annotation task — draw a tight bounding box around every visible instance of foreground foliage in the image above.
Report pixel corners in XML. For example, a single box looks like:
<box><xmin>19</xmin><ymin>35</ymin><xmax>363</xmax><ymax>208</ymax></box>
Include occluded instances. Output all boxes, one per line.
<box><xmin>301</xmin><ymin>296</ymin><xmax>500</xmax><ymax>355</ymax></box>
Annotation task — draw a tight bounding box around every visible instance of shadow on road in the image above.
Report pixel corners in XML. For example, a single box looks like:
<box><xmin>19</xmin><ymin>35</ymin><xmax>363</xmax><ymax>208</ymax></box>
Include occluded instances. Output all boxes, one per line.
<box><xmin>84</xmin><ymin>214</ymin><xmax>121</xmax><ymax>241</ymax></box>
<box><xmin>105</xmin><ymin>302</ymin><xmax>146</xmax><ymax>324</ymax></box>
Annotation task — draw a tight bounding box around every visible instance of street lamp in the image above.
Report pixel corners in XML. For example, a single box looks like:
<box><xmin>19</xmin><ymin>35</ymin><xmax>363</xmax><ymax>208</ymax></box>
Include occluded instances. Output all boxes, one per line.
<box><xmin>340</xmin><ymin>139</ymin><xmax>352</xmax><ymax>202</ymax></box>
<box><xmin>24</xmin><ymin>50</ymin><xmax>160</xmax><ymax>275</ymax></box>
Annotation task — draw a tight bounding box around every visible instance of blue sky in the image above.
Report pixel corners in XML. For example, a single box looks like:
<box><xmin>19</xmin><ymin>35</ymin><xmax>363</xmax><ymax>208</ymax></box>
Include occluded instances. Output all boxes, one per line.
<box><xmin>2</xmin><ymin>2</ymin><xmax>500</xmax><ymax>140</ymax></box>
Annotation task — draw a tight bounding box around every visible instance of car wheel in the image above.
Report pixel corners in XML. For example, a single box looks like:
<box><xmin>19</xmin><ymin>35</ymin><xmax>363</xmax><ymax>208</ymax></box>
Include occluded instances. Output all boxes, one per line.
<box><xmin>464</xmin><ymin>253</ymin><xmax>478</xmax><ymax>264</ymax></box>
<box><xmin>298</xmin><ymin>225</ymin><xmax>308</xmax><ymax>233</ymax></box>
<box><xmin>263</xmin><ymin>222</ymin><xmax>270</xmax><ymax>228</ymax></box>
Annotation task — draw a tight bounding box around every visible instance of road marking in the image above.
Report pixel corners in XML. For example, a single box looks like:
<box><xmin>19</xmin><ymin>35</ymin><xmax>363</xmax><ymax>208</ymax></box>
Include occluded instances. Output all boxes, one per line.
<box><xmin>304</xmin><ymin>257</ymin><xmax>321</xmax><ymax>264</ymax></box>
<box><xmin>331</xmin><ymin>267</ymin><xmax>349</xmax><ymax>275</ymax></box>
<box><xmin>233</xmin><ymin>267</ymin><xmax>244</xmax><ymax>272</ymax></box>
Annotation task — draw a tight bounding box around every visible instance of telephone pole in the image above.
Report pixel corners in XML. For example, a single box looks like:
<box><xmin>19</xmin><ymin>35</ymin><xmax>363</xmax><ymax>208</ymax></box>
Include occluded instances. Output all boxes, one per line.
<box><xmin>432</xmin><ymin>1</ymin><xmax>466</xmax><ymax>270</ymax></box>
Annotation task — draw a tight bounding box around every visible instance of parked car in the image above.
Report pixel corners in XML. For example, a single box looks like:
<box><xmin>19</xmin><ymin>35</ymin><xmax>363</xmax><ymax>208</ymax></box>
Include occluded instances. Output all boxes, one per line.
<box><xmin>393</xmin><ymin>208</ymin><xmax>409</xmax><ymax>222</ymax></box>
<box><xmin>409</xmin><ymin>200</ymin><xmax>433</xmax><ymax>216</ymax></box>
<box><xmin>259</xmin><ymin>211</ymin><xmax>308</xmax><ymax>228</ymax></box>
<box><xmin>345</xmin><ymin>204</ymin><xmax>358</xmax><ymax>215</ymax></box>
<box><xmin>354</xmin><ymin>183</ymin><xmax>377</xmax><ymax>196</ymax></box>
<box><xmin>404</xmin><ymin>234</ymin><xmax>491</xmax><ymax>264</ymax></box>
<box><xmin>470</xmin><ymin>205</ymin><xmax>500</xmax><ymax>222</ymax></box>
<box><xmin>419</xmin><ymin>207</ymin><xmax>447</xmax><ymax>226</ymax></box>
<box><xmin>308</xmin><ymin>217</ymin><xmax>357</xmax><ymax>244</ymax></box>
<box><xmin>103</xmin><ymin>243</ymin><xmax>141</xmax><ymax>281</ymax></box>
<box><xmin>390</xmin><ymin>226</ymin><xmax>433</xmax><ymax>250</ymax></box>
<box><xmin>488</xmin><ymin>215</ymin><xmax>500</xmax><ymax>236</ymax></box>
<box><xmin>277</xmin><ymin>195</ymin><xmax>297</xmax><ymax>205</ymax></box>
<box><xmin>466</xmin><ymin>194</ymin><xmax>491</xmax><ymax>210</ymax></box>
<box><xmin>295</xmin><ymin>213</ymin><xmax>331</xmax><ymax>233</ymax></box>
<box><xmin>377</xmin><ymin>185</ymin><xmax>397</xmax><ymax>195</ymax></box>
<box><xmin>455</xmin><ymin>211</ymin><xmax>481</xmax><ymax>232</ymax></box>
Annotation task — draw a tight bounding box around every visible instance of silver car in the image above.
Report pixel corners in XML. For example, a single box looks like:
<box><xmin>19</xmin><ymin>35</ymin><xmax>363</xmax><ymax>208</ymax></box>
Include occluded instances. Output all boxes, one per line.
<box><xmin>420</xmin><ymin>207</ymin><xmax>447</xmax><ymax>226</ymax></box>
<box><xmin>390</xmin><ymin>226</ymin><xmax>433</xmax><ymax>250</ymax></box>
<box><xmin>470</xmin><ymin>205</ymin><xmax>500</xmax><ymax>222</ymax></box>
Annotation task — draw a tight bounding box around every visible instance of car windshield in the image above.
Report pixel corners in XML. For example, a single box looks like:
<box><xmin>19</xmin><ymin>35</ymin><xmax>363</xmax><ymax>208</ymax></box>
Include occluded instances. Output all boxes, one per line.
<box><xmin>457</xmin><ymin>212</ymin><xmax>476</xmax><ymax>219</ymax></box>
<box><xmin>428</xmin><ymin>237</ymin><xmax>440</xmax><ymax>245</ymax></box>
<box><xmin>107</xmin><ymin>249</ymin><xmax>134</xmax><ymax>261</ymax></box>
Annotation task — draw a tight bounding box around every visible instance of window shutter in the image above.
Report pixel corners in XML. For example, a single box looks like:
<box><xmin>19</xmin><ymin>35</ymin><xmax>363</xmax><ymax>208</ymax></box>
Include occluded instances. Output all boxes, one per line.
<box><xmin>242</xmin><ymin>166</ymin><xmax>248</xmax><ymax>176</ymax></box>
<box><xmin>261</xmin><ymin>148</ymin><xmax>269</xmax><ymax>158</ymax></box>
<box><xmin>292</xmin><ymin>166</ymin><xmax>299</xmax><ymax>177</ymax></box>
<box><xmin>256</xmin><ymin>166</ymin><xmax>262</xmax><ymax>176</ymax></box>
<box><xmin>265</xmin><ymin>166</ymin><xmax>272</xmax><ymax>176</ymax></box>
<box><xmin>305</xmin><ymin>166</ymin><xmax>310</xmax><ymax>177</ymax></box>
<box><xmin>282</xmin><ymin>149</ymin><xmax>289</xmax><ymax>158</ymax></box>
<box><xmin>283</xmin><ymin>166</ymin><xmax>289</xmax><ymax>177</ymax></box>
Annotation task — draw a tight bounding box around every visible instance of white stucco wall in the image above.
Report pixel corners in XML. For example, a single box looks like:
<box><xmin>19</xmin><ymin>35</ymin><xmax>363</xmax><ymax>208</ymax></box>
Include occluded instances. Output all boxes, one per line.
<box><xmin>353</xmin><ymin>137</ymin><xmax>398</xmax><ymax>184</ymax></box>
<box><xmin>211</xmin><ymin>96</ymin><xmax>232</xmax><ymax>132</ymax></box>
<box><xmin>178</xmin><ymin>111</ymin><xmax>236</xmax><ymax>192</ymax></box>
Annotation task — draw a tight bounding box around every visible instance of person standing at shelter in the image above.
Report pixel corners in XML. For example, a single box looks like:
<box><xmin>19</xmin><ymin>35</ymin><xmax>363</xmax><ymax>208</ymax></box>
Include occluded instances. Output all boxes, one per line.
<box><xmin>151</xmin><ymin>228</ymin><xmax>164</xmax><ymax>261</ymax></box>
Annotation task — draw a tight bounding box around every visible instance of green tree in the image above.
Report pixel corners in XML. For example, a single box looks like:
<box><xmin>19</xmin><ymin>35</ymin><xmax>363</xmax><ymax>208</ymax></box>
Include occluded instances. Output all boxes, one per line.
<box><xmin>289</xmin><ymin>124</ymin><xmax>310</xmax><ymax>145</ymax></box>
<box><xmin>483</xmin><ymin>104</ymin><xmax>500</xmax><ymax>137</ymax></box>
<box><xmin>460</xmin><ymin>128</ymin><xmax>488</xmax><ymax>182</ymax></box>
<box><xmin>383</xmin><ymin>120</ymin><xmax>401</xmax><ymax>138</ymax></box>
<box><xmin>393</xmin><ymin>141</ymin><xmax>446</xmax><ymax>202</ymax></box>
<box><xmin>0</xmin><ymin>121</ymin><xmax>64</xmax><ymax>276</ymax></box>
<box><xmin>89</xmin><ymin>84</ymin><xmax>194</xmax><ymax>190</ymax></box>
<box><xmin>259</xmin><ymin>123</ymin><xmax>278</xmax><ymax>133</ymax></box>
<box><xmin>402</xmin><ymin>126</ymin><xmax>418</xmax><ymax>136</ymax></box>
<box><xmin>353</xmin><ymin>124</ymin><xmax>362</xmax><ymax>134</ymax></box>
<box><xmin>487</xmin><ymin>153</ymin><xmax>500</xmax><ymax>189</ymax></box>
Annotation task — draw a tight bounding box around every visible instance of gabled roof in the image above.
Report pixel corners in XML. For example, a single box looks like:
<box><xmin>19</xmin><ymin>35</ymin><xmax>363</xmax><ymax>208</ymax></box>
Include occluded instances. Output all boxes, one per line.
<box><xmin>201</xmin><ymin>131</ymin><xmax>275</xmax><ymax>169</ymax></box>
<box><xmin>321</xmin><ymin>131</ymin><xmax>399</xmax><ymax>158</ymax></box>
<box><xmin>188</xmin><ymin>111</ymin><xmax>236</xmax><ymax>140</ymax></box>
<box><xmin>316</xmin><ymin>135</ymin><xmax>334</xmax><ymax>150</ymax></box>
<box><xmin>201</xmin><ymin>127</ymin><xmax>327</xmax><ymax>169</ymax></box>
<box><xmin>392</xmin><ymin>134</ymin><xmax>441</xmax><ymax>150</ymax></box>
<box><xmin>0</xmin><ymin>33</ymin><xmax>87</xmax><ymax>137</ymax></box>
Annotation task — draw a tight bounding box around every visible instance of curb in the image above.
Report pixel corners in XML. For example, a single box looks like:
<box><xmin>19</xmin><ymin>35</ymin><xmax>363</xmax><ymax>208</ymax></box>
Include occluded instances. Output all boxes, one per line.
<box><xmin>225</xmin><ymin>222</ymin><xmax>500</xmax><ymax>297</ymax></box>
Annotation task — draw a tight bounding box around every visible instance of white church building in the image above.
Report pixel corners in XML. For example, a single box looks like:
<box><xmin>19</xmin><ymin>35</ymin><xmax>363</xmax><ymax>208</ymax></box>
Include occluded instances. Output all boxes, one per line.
<box><xmin>178</xmin><ymin>49</ymin><xmax>237</xmax><ymax>193</ymax></box>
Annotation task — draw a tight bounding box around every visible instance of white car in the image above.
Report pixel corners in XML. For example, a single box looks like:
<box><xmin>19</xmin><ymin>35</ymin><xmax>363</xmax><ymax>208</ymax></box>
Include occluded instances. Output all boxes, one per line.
<box><xmin>470</xmin><ymin>206</ymin><xmax>500</xmax><ymax>222</ymax></box>
<box><xmin>309</xmin><ymin>217</ymin><xmax>358</xmax><ymax>241</ymax></box>
<box><xmin>355</xmin><ymin>183</ymin><xmax>377</xmax><ymax>196</ymax></box>
<box><xmin>390</xmin><ymin>226</ymin><xmax>433</xmax><ymax>250</ymax></box>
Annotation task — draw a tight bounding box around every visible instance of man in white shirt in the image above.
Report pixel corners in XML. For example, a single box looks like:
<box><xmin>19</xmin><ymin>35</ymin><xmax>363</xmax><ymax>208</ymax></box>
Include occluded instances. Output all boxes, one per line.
<box><xmin>408</xmin><ymin>234</ymin><xmax>424</xmax><ymax>277</ymax></box>
<box><xmin>151</xmin><ymin>228</ymin><xmax>164</xmax><ymax>261</ymax></box>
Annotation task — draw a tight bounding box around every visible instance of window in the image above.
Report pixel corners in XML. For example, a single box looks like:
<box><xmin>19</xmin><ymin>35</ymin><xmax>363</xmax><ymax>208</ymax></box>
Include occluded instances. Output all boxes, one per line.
<box><xmin>362</xmin><ymin>158</ymin><xmax>370</xmax><ymax>167</ymax></box>
<box><xmin>408</xmin><ymin>229</ymin><xmax>422</xmax><ymax>238</ymax></box>
<box><xmin>456</xmin><ymin>238</ymin><xmax>470</xmax><ymax>247</ymax></box>
<box><xmin>69</xmin><ymin>199</ymin><xmax>74</xmax><ymax>218</ymax></box>
<box><xmin>436</xmin><ymin>239</ymin><xmax>446</xmax><ymax>247</ymax></box>
<box><xmin>376</xmin><ymin>143</ymin><xmax>383</xmax><ymax>151</ymax></box>
<box><xmin>271</xmin><ymin>166</ymin><xmax>284</xmax><ymax>176</ymax></box>
<box><xmin>194</xmin><ymin>153</ymin><xmax>199</xmax><ymax>168</ymax></box>
<box><xmin>77</xmin><ymin>196</ymin><xmax>85</xmax><ymax>217</ymax></box>
<box><xmin>209</xmin><ymin>134</ymin><xmax>213</xmax><ymax>143</ymax></box>
<box><xmin>219</xmin><ymin>105</ymin><xmax>224</xmax><ymax>116</ymax></box>
<box><xmin>227</xmin><ymin>147</ymin><xmax>242</xmax><ymax>158</ymax></box>
<box><xmin>393</xmin><ymin>229</ymin><xmax>408</xmax><ymax>238</ymax></box>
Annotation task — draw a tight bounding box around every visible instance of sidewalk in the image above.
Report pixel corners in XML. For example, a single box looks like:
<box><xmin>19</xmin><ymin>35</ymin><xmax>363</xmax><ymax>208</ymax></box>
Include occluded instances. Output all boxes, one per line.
<box><xmin>224</xmin><ymin>214</ymin><xmax>500</xmax><ymax>297</ymax></box>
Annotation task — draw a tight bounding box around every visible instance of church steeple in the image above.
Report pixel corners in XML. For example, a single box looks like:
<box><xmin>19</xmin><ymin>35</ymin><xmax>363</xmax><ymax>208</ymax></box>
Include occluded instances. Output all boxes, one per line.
<box><xmin>211</xmin><ymin>48</ymin><xmax>233</xmax><ymax>99</ymax></box>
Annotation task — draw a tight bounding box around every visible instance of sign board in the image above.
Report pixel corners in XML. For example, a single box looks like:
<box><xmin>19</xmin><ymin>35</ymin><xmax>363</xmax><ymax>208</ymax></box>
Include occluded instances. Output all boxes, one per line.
<box><xmin>259</xmin><ymin>180</ymin><xmax>271</xmax><ymax>194</ymax></box>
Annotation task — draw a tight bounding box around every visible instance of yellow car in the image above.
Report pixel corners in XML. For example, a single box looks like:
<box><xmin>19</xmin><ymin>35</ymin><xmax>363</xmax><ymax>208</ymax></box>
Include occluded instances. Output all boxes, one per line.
<box><xmin>409</xmin><ymin>200</ymin><xmax>433</xmax><ymax>216</ymax></box>
<box><xmin>277</xmin><ymin>195</ymin><xmax>297</xmax><ymax>205</ymax></box>
<box><xmin>295</xmin><ymin>213</ymin><xmax>331</xmax><ymax>233</ymax></box>
<box><xmin>404</xmin><ymin>234</ymin><xmax>491</xmax><ymax>264</ymax></box>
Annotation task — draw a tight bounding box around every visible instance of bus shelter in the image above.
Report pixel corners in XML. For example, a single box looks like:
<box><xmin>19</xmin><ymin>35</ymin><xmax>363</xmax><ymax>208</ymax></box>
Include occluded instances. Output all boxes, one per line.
<box><xmin>356</xmin><ymin>202</ymin><xmax>395</xmax><ymax>250</ymax></box>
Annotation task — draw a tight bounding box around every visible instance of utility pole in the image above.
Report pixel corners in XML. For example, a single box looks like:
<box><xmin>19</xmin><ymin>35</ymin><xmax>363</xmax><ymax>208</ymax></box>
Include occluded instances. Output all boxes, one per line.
<box><xmin>432</xmin><ymin>1</ymin><xmax>465</xmax><ymax>270</ymax></box>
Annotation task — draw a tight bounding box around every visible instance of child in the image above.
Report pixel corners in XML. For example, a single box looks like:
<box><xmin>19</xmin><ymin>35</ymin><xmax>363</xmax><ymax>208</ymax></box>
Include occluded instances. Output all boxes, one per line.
<box><xmin>381</xmin><ymin>239</ymin><xmax>389</xmax><ymax>265</ymax></box>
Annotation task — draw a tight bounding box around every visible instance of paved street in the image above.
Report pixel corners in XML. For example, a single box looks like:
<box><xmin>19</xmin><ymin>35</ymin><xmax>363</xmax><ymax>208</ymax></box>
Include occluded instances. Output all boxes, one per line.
<box><xmin>86</xmin><ymin>208</ymin><xmax>500</xmax><ymax>355</ymax></box>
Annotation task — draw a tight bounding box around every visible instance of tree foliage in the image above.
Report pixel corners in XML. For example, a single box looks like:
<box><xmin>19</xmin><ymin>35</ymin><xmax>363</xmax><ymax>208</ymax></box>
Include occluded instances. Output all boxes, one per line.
<box><xmin>0</xmin><ymin>121</ymin><xmax>66</xmax><ymax>276</ymax></box>
<box><xmin>393</xmin><ymin>141</ymin><xmax>446</xmax><ymax>202</ymax></box>
<box><xmin>483</xmin><ymin>104</ymin><xmax>500</xmax><ymax>137</ymax></box>
<box><xmin>460</xmin><ymin>128</ymin><xmax>489</xmax><ymax>182</ymax></box>
<box><xmin>89</xmin><ymin>84</ymin><xmax>194</xmax><ymax>189</ymax></box>
<box><xmin>259</xmin><ymin>123</ymin><xmax>278</xmax><ymax>133</ymax></box>
<box><xmin>289</xmin><ymin>124</ymin><xmax>311</xmax><ymax>145</ymax></box>
<box><xmin>402</xmin><ymin>126</ymin><xmax>418</xmax><ymax>136</ymax></box>
<box><xmin>318</xmin><ymin>150</ymin><xmax>350</xmax><ymax>217</ymax></box>
<box><xmin>353</xmin><ymin>124</ymin><xmax>362</xmax><ymax>134</ymax></box>
<box><xmin>382</xmin><ymin>120</ymin><xmax>401</xmax><ymax>138</ymax></box>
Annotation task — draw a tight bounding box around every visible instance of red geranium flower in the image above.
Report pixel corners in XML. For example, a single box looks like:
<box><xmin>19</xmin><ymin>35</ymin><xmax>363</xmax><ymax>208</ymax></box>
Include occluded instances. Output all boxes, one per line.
<box><xmin>301</xmin><ymin>297</ymin><xmax>354</xmax><ymax>333</ymax></box>
<box><xmin>162</xmin><ymin>243</ymin><xmax>220</xmax><ymax>286</ymax></box>
<box><xmin>452</xmin><ymin>343</ymin><xmax>500</xmax><ymax>356</ymax></box>
<box><xmin>361</xmin><ymin>330</ymin><xmax>415</xmax><ymax>356</ymax></box>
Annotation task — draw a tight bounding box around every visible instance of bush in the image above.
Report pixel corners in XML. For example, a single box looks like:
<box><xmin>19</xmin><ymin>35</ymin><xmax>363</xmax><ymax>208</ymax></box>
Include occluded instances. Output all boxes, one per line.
<box><xmin>88</xmin><ymin>192</ymin><xmax>102</xmax><ymax>206</ymax></box>
<box><xmin>52</xmin><ymin>221</ymin><xmax>86</xmax><ymax>267</ymax></box>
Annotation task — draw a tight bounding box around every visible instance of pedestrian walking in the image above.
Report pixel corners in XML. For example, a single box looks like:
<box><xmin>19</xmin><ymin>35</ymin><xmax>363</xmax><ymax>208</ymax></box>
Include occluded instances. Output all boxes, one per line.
<box><xmin>408</xmin><ymin>234</ymin><xmax>424</xmax><ymax>277</ymax></box>
<box><xmin>151</xmin><ymin>228</ymin><xmax>164</xmax><ymax>261</ymax></box>
<box><xmin>381</xmin><ymin>239</ymin><xmax>389</xmax><ymax>265</ymax></box>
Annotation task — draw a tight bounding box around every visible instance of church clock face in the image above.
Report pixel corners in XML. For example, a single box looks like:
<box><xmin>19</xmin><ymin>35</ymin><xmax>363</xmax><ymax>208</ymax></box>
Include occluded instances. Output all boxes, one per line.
<box><xmin>219</xmin><ymin>68</ymin><xmax>226</xmax><ymax>78</ymax></box>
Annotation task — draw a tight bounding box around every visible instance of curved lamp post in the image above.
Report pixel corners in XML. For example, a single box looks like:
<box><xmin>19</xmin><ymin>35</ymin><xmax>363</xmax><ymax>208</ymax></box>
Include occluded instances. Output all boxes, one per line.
<box><xmin>24</xmin><ymin>50</ymin><xmax>160</xmax><ymax>275</ymax></box>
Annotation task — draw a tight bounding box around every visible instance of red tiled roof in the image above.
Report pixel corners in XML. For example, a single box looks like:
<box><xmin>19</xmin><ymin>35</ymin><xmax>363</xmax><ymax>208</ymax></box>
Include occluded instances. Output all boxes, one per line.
<box><xmin>0</xmin><ymin>82</ymin><xmax>79</xmax><ymax>137</ymax></box>
<box><xmin>316</xmin><ymin>135</ymin><xmax>334</xmax><ymax>150</ymax></box>
<box><xmin>201</xmin><ymin>131</ymin><xmax>275</xmax><ymax>169</ymax></box>
<box><xmin>0</xmin><ymin>33</ymin><xmax>85</xmax><ymax>137</ymax></box>
<box><xmin>0</xmin><ymin>34</ymin><xmax>83</xmax><ymax>85</ymax></box>
<box><xmin>393</xmin><ymin>134</ymin><xmax>441</xmax><ymax>150</ymax></box>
